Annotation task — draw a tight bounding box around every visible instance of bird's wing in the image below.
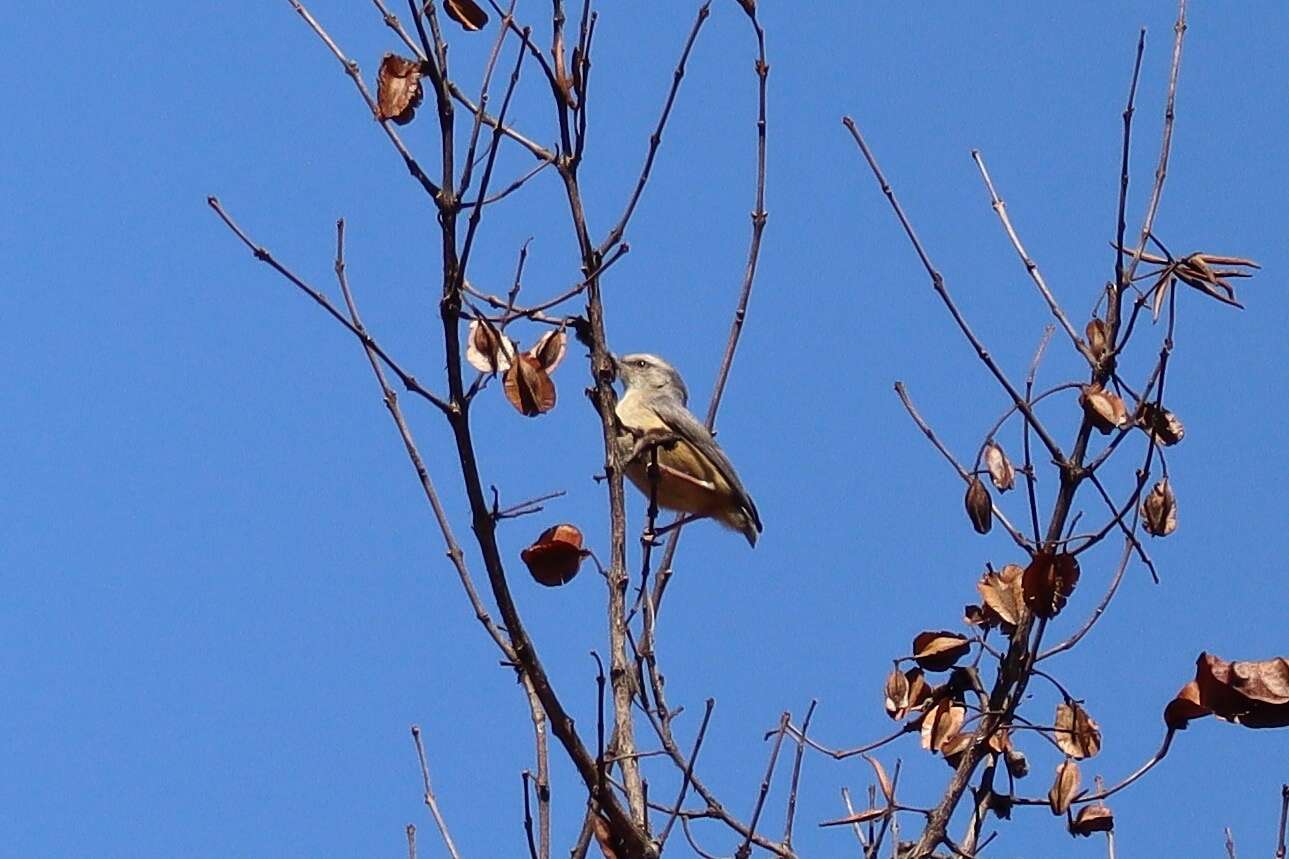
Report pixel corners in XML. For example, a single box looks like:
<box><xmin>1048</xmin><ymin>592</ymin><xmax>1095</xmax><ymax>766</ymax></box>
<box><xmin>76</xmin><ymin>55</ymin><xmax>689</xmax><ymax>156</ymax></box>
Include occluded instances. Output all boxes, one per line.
<box><xmin>651</xmin><ymin>397</ymin><xmax>762</xmax><ymax>532</ymax></box>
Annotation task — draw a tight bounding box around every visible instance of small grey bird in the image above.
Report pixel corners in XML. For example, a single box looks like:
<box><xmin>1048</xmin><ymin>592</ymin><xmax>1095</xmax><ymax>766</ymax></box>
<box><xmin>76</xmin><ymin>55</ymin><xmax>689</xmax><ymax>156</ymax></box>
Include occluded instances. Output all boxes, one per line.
<box><xmin>613</xmin><ymin>353</ymin><xmax>762</xmax><ymax>546</ymax></box>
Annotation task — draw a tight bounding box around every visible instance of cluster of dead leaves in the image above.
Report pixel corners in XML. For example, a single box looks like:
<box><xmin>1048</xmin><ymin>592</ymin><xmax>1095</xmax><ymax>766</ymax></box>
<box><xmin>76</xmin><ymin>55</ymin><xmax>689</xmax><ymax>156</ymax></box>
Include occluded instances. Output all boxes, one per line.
<box><xmin>520</xmin><ymin>523</ymin><xmax>586</xmax><ymax>587</ymax></box>
<box><xmin>467</xmin><ymin>319</ymin><xmax>568</xmax><ymax>416</ymax></box>
<box><xmin>1165</xmin><ymin>652</ymin><xmax>1289</xmax><ymax>730</ymax></box>
<box><xmin>1128</xmin><ymin>249</ymin><xmax>1262</xmax><ymax>319</ymax></box>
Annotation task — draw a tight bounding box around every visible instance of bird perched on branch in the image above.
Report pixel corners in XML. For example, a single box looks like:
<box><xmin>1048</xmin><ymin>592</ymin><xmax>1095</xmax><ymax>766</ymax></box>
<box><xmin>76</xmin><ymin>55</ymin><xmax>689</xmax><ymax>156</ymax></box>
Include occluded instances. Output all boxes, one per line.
<box><xmin>613</xmin><ymin>353</ymin><xmax>762</xmax><ymax>546</ymax></box>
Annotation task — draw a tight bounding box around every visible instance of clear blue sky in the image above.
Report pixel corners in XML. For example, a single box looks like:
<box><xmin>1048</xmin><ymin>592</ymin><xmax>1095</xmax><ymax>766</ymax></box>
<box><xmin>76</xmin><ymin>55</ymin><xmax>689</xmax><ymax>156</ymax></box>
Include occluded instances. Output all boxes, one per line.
<box><xmin>3</xmin><ymin>2</ymin><xmax>1286</xmax><ymax>856</ymax></box>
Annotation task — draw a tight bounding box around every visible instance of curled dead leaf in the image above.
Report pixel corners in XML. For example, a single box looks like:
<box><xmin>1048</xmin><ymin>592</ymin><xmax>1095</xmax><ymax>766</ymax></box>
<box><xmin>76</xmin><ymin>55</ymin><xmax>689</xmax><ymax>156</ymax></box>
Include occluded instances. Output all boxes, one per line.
<box><xmin>520</xmin><ymin>524</ymin><xmax>585</xmax><ymax>587</ymax></box>
<box><xmin>504</xmin><ymin>354</ymin><xmax>557</xmax><ymax>416</ymax></box>
<box><xmin>443</xmin><ymin>0</ymin><xmax>488</xmax><ymax>31</ymax></box>
<box><xmin>1080</xmin><ymin>384</ymin><xmax>1129</xmax><ymax>435</ymax></box>
<box><xmin>885</xmin><ymin>666</ymin><xmax>933</xmax><ymax>721</ymax></box>
<box><xmin>977</xmin><ymin>563</ymin><xmax>1027</xmax><ymax>631</ymax></box>
<box><xmin>376</xmin><ymin>54</ymin><xmax>423</xmax><ymax>124</ymax></box>
<box><xmin>528</xmin><ymin>328</ymin><xmax>567</xmax><ymax>371</ymax></box>
<box><xmin>1137</xmin><ymin>402</ymin><xmax>1185</xmax><ymax>446</ymax></box>
<box><xmin>1141</xmin><ymin>478</ymin><xmax>1177</xmax><ymax>537</ymax></box>
<box><xmin>1048</xmin><ymin>759</ymin><xmax>1081</xmax><ymax>815</ymax></box>
<box><xmin>465</xmin><ymin>318</ymin><xmax>515</xmax><ymax>373</ymax></box>
<box><xmin>1070</xmin><ymin>803</ymin><xmax>1114</xmax><ymax>837</ymax></box>
<box><xmin>965</xmin><ymin>476</ymin><xmax>992</xmax><ymax>535</ymax></box>
<box><xmin>984</xmin><ymin>441</ymin><xmax>1015</xmax><ymax>492</ymax></box>
<box><xmin>863</xmin><ymin>754</ymin><xmax>895</xmax><ymax>804</ymax></box>
<box><xmin>912</xmin><ymin>631</ymin><xmax>972</xmax><ymax>673</ymax></box>
<box><xmin>920</xmin><ymin>699</ymin><xmax>966</xmax><ymax>755</ymax></box>
<box><xmin>1022</xmin><ymin>551</ymin><xmax>1080</xmax><ymax>619</ymax></box>
<box><xmin>1086</xmin><ymin>317</ymin><xmax>1108</xmax><ymax>362</ymax></box>
<box><xmin>1163</xmin><ymin>679</ymin><xmax>1210</xmax><ymax>730</ymax></box>
<box><xmin>1192</xmin><ymin>652</ymin><xmax>1289</xmax><ymax>729</ymax></box>
<box><xmin>1054</xmin><ymin>701</ymin><xmax>1102</xmax><ymax>759</ymax></box>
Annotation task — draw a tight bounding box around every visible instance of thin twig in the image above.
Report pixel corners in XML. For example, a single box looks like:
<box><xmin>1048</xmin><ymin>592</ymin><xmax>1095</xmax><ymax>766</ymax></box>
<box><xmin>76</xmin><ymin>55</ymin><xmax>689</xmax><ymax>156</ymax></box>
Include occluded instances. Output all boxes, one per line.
<box><xmin>1039</xmin><ymin>537</ymin><xmax>1133</xmax><ymax>660</ymax></box>
<box><xmin>971</xmin><ymin>150</ymin><xmax>1094</xmax><ymax>366</ymax></box>
<box><xmin>209</xmin><ymin>198</ymin><xmax>452</xmax><ymax>413</ymax></box>
<box><xmin>1115</xmin><ymin>1</ymin><xmax>1188</xmax><ymax>340</ymax></box>
<box><xmin>597</xmin><ymin>2</ymin><xmax>712</xmax><ymax>256</ymax></box>
<box><xmin>656</xmin><ymin>698</ymin><xmax>715</xmax><ymax>849</ymax></box>
<box><xmin>1276</xmin><ymin>783</ymin><xmax>1289</xmax><ymax>859</ymax></box>
<box><xmin>894</xmin><ymin>382</ymin><xmax>1032</xmax><ymax>551</ymax></box>
<box><xmin>843</xmin><ymin>117</ymin><xmax>1066</xmax><ymax>466</ymax></box>
<box><xmin>736</xmin><ymin>712</ymin><xmax>791</xmax><ymax>859</ymax></box>
<box><xmin>650</xmin><ymin>7</ymin><xmax>770</xmax><ymax>607</ymax></box>
<box><xmin>784</xmin><ymin>701</ymin><xmax>818</xmax><ymax>848</ymax></box>
<box><xmin>411</xmin><ymin>726</ymin><xmax>463</xmax><ymax>859</ymax></box>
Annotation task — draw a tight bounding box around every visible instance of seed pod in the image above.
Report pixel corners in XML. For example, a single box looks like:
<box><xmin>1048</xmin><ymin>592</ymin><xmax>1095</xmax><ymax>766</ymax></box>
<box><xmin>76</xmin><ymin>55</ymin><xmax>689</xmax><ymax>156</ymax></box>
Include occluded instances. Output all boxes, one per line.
<box><xmin>1138</xmin><ymin>402</ymin><xmax>1185</xmax><ymax>446</ymax></box>
<box><xmin>1070</xmin><ymin>803</ymin><xmax>1115</xmax><ymax>837</ymax></box>
<box><xmin>520</xmin><ymin>524</ymin><xmax>586</xmax><ymax>586</ymax></box>
<box><xmin>1085</xmin><ymin>317</ymin><xmax>1108</xmax><ymax>362</ymax></box>
<box><xmin>965</xmin><ymin>477</ymin><xmax>992</xmax><ymax>535</ymax></box>
<box><xmin>1142</xmin><ymin>478</ymin><xmax>1177</xmax><ymax>537</ymax></box>
<box><xmin>984</xmin><ymin>441</ymin><xmax>1015</xmax><ymax>492</ymax></box>
<box><xmin>465</xmin><ymin>318</ymin><xmax>515</xmax><ymax>373</ymax></box>
<box><xmin>376</xmin><ymin>54</ymin><xmax>423</xmax><ymax>125</ymax></box>
<box><xmin>1080</xmin><ymin>384</ymin><xmax>1129</xmax><ymax>434</ymax></box>
<box><xmin>1048</xmin><ymin>759</ymin><xmax>1081</xmax><ymax>815</ymax></box>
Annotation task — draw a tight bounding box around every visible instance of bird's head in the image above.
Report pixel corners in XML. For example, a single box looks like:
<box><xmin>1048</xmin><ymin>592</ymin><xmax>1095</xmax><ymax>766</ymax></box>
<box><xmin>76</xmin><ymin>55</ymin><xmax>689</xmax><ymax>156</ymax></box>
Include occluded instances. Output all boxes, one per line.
<box><xmin>614</xmin><ymin>353</ymin><xmax>689</xmax><ymax>404</ymax></box>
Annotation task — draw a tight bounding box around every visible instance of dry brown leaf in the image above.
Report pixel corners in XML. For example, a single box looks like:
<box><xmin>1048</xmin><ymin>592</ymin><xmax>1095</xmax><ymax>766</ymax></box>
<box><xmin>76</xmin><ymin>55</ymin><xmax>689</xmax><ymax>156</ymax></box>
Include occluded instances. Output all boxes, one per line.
<box><xmin>920</xmin><ymin>699</ymin><xmax>965</xmax><ymax>754</ymax></box>
<box><xmin>465</xmin><ymin>318</ymin><xmax>515</xmax><ymax>372</ymax></box>
<box><xmin>965</xmin><ymin>476</ymin><xmax>992</xmax><ymax>534</ymax></box>
<box><xmin>443</xmin><ymin>0</ymin><xmax>488</xmax><ymax>31</ymax></box>
<box><xmin>863</xmin><ymin>754</ymin><xmax>894</xmax><ymax>804</ymax></box>
<box><xmin>885</xmin><ymin>667</ymin><xmax>933</xmax><ymax>721</ymax></box>
<box><xmin>819</xmin><ymin>806</ymin><xmax>888</xmax><ymax>827</ymax></box>
<box><xmin>912</xmin><ymin>631</ymin><xmax>971</xmax><ymax>673</ymax></box>
<box><xmin>1048</xmin><ymin>759</ymin><xmax>1081</xmax><ymax>815</ymax></box>
<box><xmin>1080</xmin><ymin>384</ymin><xmax>1129</xmax><ymax>435</ymax></box>
<box><xmin>1085</xmin><ymin>317</ymin><xmax>1108</xmax><ymax>362</ymax></box>
<box><xmin>520</xmin><ymin>524</ymin><xmax>585</xmax><ymax>587</ymax></box>
<box><xmin>1054</xmin><ymin>701</ymin><xmax>1102</xmax><ymax>759</ymax></box>
<box><xmin>1163</xmin><ymin>680</ymin><xmax>1210</xmax><ymax>730</ymax></box>
<box><xmin>503</xmin><ymin>354</ymin><xmax>557</xmax><ymax>416</ymax></box>
<box><xmin>1194</xmin><ymin>652</ymin><xmax>1289</xmax><ymax>728</ymax></box>
<box><xmin>984</xmin><ymin>441</ymin><xmax>1015</xmax><ymax>492</ymax></box>
<box><xmin>376</xmin><ymin>54</ymin><xmax>423</xmax><ymax>124</ymax></box>
<box><xmin>1022</xmin><ymin>551</ymin><xmax>1080</xmax><ymax>619</ymax></box>
<box><xmin>978</xmin><ymin>564</ymin><xmax>1027</xmax><ymax>630</ymax></box>
<box><xmin>1141</xmin><ymin>478</ymin><xmax>1177</xmax><ymax>537</ymax></box>
<box><xmin>1070</xmin><ymin>802</ymin><xmax>1114</xmax><ymax>837</ymax></box>
<box><xmin>1137</xmin><ymin>402</ymin><xmax>1185</xmax><ymax>446</ymax></box>
<box><xmin>528</xmin><ymin>328</ymin><xmax>567</xmax><ymax>371</ymax></box>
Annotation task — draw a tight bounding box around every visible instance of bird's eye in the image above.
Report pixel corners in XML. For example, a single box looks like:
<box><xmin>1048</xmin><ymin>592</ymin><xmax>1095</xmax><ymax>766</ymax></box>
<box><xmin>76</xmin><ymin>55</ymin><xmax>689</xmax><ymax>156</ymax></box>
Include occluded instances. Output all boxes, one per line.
<box><xmin>635</xmin><ymin>360</ymin><xmax>648</xmax><ymax>368</ymax></box>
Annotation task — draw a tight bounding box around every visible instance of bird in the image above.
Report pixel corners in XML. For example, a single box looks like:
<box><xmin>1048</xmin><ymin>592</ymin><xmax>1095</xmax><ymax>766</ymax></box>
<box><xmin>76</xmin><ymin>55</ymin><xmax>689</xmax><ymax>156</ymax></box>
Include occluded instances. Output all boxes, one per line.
<box><xmin>612</xmin><ymin>353</ymin><xmax>762</xmax><ymax>546</ymax></box>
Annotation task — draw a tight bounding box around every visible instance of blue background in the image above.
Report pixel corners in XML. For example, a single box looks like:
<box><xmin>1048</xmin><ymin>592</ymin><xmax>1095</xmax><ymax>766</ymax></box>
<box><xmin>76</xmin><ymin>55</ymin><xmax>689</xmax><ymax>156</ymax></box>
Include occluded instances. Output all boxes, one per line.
<box><xmin>3</xmin><ymin>2</ymin><xmax>1285</xmax><ymax>856</ymax></box>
